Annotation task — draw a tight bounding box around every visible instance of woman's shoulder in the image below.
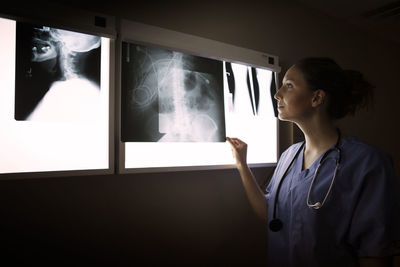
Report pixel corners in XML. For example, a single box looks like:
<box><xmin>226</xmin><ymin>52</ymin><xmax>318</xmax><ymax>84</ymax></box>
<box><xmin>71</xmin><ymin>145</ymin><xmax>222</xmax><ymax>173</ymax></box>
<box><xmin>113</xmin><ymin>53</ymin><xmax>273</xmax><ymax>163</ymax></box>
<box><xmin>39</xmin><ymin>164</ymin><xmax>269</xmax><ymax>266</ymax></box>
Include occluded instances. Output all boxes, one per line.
<box><xmin>280</xmin><ymin>141</ymin><xmax>304</xmax><ymax>160</ymax></box>
<box><xmin>275</xmin><ymin>142</ymin><xmax>304</xmax><ymax>170</ymax></box>
<box><xmin>342</xmin><ymin>136</ymin><xmax>387</xmax><ymax>154</ymax></box>
<box><xmin>341</xmin><ymin>136</ymin><xmax>393</xmax><ymax>166</ymax></box>
<box><xmin>284</xmin><ymin>141</ymin><xmax>304</xmax><ymax>154</ymax></box>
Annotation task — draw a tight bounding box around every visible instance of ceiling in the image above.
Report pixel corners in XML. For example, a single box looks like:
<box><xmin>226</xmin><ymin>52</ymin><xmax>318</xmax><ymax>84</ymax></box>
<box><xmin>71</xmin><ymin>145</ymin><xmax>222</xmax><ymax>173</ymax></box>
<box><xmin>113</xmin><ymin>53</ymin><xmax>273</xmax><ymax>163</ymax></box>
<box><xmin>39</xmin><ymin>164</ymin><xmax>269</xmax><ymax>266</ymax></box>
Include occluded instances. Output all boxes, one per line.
<box><xmin>295</xmin><ymin>0</ymin><xmax>400</xmax><ymax>44</ymax></box>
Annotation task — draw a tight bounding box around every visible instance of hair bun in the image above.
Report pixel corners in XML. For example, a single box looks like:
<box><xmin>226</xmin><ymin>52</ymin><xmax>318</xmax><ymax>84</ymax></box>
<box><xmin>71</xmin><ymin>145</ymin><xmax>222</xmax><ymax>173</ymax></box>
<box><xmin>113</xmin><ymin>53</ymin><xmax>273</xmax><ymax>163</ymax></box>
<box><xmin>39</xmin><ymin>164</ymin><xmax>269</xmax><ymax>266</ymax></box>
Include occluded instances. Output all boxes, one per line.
<box><xmin>295</xmin><ymin>57</ymin><xmax>374</xmax><ymax>119</ymax></box>
<box><xmin>343</xmin><ymin>69</ymin><xmax>374</xmax><ymax>115</ymax></box>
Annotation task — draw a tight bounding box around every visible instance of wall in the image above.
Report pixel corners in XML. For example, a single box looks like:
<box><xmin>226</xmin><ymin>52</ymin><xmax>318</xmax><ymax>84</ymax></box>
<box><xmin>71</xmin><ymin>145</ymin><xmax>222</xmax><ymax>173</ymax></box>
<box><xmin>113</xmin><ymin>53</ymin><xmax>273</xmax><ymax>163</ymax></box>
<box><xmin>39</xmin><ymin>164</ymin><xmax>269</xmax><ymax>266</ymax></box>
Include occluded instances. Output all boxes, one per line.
<box><xmin>94</xmin><ymin>0</ymin><xmax>399</xmax><ymax>174</ymax></box>
<box><xmin>1</xmin><ymin>0</ymin><xmax>399</xmax><ymax>265</ymax></box>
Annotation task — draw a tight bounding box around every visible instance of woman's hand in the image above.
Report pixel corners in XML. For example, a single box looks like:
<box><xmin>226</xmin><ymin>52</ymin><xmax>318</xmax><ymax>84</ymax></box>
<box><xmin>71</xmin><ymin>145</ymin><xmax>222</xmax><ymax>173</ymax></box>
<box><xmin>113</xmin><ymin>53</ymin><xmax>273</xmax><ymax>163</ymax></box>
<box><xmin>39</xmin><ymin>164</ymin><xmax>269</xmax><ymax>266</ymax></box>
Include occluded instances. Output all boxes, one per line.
<box><xmin>227</xmin><ymin>137</ymin><xmax>268</xmax><ymax>222</ymax></box>
<box><xmin>226</xmin><ymin>137</ymin><xmax>248</xmax><ymax>169</ymax></box>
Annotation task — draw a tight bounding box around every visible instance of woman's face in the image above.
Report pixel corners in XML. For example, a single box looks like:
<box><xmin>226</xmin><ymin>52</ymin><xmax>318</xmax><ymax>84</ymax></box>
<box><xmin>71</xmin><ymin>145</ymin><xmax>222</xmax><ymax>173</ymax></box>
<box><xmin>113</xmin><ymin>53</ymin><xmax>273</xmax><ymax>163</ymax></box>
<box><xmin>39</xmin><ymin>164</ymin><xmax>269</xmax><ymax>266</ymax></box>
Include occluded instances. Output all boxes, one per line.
<box><xmin>274</xmin><ymin>66</ymin><xmax>316</xmax><ymax>123</ymax></box>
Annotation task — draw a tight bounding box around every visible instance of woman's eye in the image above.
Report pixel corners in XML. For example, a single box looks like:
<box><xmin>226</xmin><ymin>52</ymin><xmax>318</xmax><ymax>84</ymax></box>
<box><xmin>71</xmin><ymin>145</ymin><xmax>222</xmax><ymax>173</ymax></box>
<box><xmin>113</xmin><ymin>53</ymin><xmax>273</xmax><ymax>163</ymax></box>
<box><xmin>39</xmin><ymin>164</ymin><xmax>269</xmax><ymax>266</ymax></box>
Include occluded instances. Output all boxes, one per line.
<box><xmin>286</xmin><ymin>83</ymin><xmax>293</xmax><ymax>88</ymax></box>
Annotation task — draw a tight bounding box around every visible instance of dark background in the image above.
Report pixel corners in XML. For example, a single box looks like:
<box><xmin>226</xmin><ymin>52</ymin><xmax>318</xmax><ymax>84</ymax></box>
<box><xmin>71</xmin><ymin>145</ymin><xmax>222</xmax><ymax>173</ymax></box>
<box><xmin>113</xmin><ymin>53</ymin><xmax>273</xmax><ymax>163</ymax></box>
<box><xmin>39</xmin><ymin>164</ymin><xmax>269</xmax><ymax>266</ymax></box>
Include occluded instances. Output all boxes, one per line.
<box><xmin>0</xmin><ymin>168</ymin><xmax>272</xmax><ymax>265</ymax></box>
<box><xmin>1</xmin><ymin>0</ymin><xmax>399</xmax><ymax>266</ymax></box>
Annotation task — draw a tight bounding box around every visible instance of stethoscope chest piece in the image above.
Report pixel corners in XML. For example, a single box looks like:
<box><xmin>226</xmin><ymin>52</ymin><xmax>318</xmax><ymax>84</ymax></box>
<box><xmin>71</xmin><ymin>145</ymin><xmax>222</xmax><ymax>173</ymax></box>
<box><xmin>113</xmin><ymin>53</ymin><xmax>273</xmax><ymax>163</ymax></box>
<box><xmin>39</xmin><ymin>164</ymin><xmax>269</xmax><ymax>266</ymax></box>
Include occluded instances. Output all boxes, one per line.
<box><xmin>269</xmin><ymin>218</ymin><xmax>283</xmax><ymax>232</ymax></box>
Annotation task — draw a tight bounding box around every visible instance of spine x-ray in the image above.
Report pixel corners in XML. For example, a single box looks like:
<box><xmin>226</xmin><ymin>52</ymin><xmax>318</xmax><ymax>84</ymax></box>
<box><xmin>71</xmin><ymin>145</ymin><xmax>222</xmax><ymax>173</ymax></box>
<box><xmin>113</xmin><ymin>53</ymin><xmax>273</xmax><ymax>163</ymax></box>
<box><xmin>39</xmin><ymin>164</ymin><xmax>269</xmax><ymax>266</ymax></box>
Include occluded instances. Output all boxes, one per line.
<box><xmin>14</xmin><ymin>22</ymin><xmax>101</xmax><ymax>121</ymax></box>
<box><xmin>121</xmin><ymin>42</ymin><xmax>226</xmax><ymax>142</ymax></box>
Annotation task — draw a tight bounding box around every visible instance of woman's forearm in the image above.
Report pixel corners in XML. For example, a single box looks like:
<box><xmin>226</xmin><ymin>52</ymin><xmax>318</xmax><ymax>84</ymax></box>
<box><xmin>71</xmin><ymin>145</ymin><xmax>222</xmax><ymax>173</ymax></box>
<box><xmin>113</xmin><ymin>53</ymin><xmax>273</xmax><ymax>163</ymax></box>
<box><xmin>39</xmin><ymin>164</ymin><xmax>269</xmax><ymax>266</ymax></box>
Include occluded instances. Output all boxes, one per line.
<box><xmin>226</xmin><ymin>137</ymin><xmax>268</xmax><ymax>222</ymax></box>
<box><xmin>237</xmin><ymin>164</ymin><xmax>268</xmax><ymax>223</ymax></box>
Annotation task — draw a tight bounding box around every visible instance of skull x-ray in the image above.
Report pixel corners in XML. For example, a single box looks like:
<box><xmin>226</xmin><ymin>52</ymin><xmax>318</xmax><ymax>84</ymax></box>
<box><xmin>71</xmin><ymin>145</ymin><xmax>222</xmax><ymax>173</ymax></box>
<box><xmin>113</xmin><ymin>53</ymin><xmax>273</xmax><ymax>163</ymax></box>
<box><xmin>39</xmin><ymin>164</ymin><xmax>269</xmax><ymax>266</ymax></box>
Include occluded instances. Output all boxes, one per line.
<box><xmin>14</xmin><ymin>22</ymin><xmax>101</xmax><ymax>121</ymax></box>
<box><xmin>121</xmin><ymin>42</ymin><xmax>225</xmax><ymax>142</ymax></box>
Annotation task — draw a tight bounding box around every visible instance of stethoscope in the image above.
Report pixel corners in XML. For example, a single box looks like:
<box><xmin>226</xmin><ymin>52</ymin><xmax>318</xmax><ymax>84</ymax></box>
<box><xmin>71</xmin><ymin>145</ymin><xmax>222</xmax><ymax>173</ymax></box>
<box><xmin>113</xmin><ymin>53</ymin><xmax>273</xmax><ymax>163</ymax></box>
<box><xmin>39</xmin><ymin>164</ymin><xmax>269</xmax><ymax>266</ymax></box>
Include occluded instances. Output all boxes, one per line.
<box><xmin>269</xmin><ymin>130</ymin><xmax>342</xmax><ymax>232</ymax></box>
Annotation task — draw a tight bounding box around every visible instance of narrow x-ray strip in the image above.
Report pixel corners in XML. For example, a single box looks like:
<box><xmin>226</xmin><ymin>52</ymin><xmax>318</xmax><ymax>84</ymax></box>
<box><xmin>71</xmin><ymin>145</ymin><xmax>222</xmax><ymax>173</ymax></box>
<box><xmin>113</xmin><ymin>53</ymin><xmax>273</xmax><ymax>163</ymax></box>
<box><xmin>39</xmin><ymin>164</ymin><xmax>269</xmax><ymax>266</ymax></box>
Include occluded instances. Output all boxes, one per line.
<box><xmin>270</xmin><ymin>73</ymin><xmax>278</xmax><ymax>117</ymax></box>
<box><xmin>225</xmin><ymin>64</ymin><xmax>267</xmax><ymax>116</ymax></box>
<box><xmin>251</xmin><ymin>67</ymin><xmax>260</xmax><ymax>114</ymax></box>
<box><xmin>246</xmin><ymin>69</ymin><xmax>256</xmax><ymax>115</ymax></box>
<box><xmin>225</xmin><ymin>62</ymin><xmax>236</xmax><ymax>103</ymax></box>
<box><xmin>121</xmin><ymin>42</ymin><xmax>225</xmax><ymax>142</ymax></box>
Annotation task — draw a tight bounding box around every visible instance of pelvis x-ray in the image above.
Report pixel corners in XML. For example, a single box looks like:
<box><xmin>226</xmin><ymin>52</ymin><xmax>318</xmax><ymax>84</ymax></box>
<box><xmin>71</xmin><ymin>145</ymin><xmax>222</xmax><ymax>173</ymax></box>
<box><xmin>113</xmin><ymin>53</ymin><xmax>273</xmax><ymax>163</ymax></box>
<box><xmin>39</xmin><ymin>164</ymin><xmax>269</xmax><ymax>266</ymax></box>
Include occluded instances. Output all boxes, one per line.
<box><xmin>121</xmin><ymin>42</ymin><xmax>225</xmax><ymax>142</ymax></box>
<box><xmin>14</xmin><ymin>22</ymin><xmax>101</xmax><ymax>121</ymax></box>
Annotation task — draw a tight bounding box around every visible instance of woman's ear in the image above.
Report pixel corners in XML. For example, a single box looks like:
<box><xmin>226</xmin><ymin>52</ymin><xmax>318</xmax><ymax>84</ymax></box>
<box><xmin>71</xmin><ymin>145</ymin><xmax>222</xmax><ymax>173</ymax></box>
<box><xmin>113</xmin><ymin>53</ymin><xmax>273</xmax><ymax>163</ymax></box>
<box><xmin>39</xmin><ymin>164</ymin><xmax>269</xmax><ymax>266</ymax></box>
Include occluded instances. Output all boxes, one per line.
<box><xmin>311</xmin><ymin>89</ymin><xmax>326</xmax><ymax>107</ymax></box>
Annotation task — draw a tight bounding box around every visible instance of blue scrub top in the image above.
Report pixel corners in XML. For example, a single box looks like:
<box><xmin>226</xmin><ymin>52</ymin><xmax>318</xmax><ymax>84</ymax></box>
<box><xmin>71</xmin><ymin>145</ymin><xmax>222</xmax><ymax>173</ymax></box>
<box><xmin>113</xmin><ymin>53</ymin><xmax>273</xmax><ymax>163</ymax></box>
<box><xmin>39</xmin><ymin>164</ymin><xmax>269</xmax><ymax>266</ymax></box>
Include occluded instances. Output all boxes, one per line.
<box><xmin>266</xmin><ymin>136</ymin><xmax>400</xmax><ymax>267</ymax></box>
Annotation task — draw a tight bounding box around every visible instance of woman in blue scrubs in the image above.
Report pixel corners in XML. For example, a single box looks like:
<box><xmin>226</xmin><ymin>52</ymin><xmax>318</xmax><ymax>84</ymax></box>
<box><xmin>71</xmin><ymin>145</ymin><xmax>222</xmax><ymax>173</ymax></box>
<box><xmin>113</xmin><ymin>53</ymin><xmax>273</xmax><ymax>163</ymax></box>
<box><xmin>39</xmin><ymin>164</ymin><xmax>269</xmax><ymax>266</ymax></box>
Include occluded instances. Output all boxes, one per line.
<box><xmin>227</xmin><ymin>57</ymin><xmax>400</xmax><ymax>267</ymax></box>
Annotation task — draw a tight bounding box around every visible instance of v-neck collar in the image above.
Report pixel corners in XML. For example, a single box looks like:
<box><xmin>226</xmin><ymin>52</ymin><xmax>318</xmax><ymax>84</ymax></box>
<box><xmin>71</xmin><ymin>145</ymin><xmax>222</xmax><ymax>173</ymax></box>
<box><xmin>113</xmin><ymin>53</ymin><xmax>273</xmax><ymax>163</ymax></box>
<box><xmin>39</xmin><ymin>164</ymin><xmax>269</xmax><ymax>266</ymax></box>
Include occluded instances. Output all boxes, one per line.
<box><xmin>297</xmin><ymin>144</ymin><xmax>323</xmax><ymax>177</ymax></box>
<box><xmin>299</xmin><ymin>129</ymin><xmax>342</xmax><ymax>173</ymax></box>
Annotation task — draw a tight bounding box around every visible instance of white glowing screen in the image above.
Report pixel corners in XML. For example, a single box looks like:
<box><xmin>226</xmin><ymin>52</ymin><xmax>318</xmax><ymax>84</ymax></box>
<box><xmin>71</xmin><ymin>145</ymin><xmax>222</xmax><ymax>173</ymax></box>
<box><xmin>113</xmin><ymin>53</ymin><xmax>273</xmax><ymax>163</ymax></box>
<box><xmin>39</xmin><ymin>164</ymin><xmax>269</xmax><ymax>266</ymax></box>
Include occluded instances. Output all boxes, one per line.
<box><xmin>0</xmin><ymin>18</ymin><xmax>110</xmax><ymax>174</ymax></box>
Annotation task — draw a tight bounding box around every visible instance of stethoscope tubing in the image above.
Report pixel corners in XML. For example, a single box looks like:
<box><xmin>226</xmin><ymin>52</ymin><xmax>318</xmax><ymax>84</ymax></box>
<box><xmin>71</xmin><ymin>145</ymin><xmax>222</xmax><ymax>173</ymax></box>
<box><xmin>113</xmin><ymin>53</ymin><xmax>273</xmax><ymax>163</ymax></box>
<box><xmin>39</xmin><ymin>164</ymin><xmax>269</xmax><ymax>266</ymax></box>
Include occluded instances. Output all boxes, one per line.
<box><xmin>269</xmin><ymin>142</ymin><xmax>303</xmax><ymax>232</ymax></box>
<box><xmin>306</xmin><ymin>147</ymin><xmax>341</xmax><ymax>209</ymax></box>
<box><xmin>269</xmin><ymin>130</ymin><xmax>341</xmax><ymax>232</ymax></box>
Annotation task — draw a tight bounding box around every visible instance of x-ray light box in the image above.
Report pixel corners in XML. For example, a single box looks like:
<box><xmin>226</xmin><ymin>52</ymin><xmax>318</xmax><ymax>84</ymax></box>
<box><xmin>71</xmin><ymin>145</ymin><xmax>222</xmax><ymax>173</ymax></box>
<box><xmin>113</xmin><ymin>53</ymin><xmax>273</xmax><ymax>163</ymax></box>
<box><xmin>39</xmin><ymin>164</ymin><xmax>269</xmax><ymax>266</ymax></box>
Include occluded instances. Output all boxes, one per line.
<box><xmin>0</xmin><ymin>12</ymin><xmax>114</xmax><ymax>178</ymax></box>
<box><xmin>119</xmin><ymin>20</ymin><xmax>280</xmax><ymax>172</ymax></box>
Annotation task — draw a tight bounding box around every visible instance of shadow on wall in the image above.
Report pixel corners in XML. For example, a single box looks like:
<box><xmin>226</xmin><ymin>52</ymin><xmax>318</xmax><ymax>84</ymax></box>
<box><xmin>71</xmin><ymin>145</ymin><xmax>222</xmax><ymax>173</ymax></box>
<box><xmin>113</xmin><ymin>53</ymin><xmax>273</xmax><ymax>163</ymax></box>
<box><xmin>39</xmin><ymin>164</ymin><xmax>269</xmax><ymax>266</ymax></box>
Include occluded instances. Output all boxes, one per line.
<box><xmin>0</xmin><ymin>168</ymin><xmax>270</xmax><ymax>265</ymax></box>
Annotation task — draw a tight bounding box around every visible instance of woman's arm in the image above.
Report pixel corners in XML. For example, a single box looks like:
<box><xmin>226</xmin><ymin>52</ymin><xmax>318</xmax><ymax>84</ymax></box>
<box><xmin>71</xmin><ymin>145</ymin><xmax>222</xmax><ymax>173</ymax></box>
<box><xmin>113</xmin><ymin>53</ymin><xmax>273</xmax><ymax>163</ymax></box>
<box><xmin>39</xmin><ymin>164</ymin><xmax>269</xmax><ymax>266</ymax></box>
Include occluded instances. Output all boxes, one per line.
<box><xmin>226</xmin><ymin>137</ymin><xmax>268</xmax><ymax>222</ymax></box>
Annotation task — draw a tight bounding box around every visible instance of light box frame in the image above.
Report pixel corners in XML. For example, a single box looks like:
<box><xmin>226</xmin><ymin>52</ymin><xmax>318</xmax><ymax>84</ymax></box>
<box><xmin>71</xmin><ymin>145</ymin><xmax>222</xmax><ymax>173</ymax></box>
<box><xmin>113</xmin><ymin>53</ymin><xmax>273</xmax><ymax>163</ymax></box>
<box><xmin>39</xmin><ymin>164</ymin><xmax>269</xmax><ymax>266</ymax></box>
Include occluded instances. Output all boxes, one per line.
<box><xmin>117</xmin><ymin>19</ymin><xmax>281</xmax><ymax>174</ymax></box>
<box><xmin>0</xmin><ymin>6</ymin><xmax>116</xmax><ymax>180</ymax></box>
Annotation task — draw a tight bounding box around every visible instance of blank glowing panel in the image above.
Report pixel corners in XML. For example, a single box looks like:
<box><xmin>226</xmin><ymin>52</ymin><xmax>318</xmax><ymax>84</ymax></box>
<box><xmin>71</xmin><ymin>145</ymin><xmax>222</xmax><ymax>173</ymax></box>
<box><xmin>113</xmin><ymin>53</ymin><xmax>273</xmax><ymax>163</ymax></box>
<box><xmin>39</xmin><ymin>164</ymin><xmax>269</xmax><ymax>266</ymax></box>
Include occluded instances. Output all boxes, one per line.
<box><xmin>0</xmin><ymin>17</ymin><xmax>110</xmax><ymax>174</ymax></box>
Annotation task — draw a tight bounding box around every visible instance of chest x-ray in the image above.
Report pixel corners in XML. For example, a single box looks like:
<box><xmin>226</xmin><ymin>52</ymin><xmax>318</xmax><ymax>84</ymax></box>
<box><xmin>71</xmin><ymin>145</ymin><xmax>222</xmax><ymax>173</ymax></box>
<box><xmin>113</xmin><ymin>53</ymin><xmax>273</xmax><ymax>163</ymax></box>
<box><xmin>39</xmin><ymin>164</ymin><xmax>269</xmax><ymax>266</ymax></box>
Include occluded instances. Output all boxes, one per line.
<box><xmin>121</xmin><ymin>42</ymin><xmax>225</xmax><ymax>142</ymax></box>
<box><xmin>15</xmin><ymin>21</ymin><xmax>102</xmax><ymax>122</ymax></box>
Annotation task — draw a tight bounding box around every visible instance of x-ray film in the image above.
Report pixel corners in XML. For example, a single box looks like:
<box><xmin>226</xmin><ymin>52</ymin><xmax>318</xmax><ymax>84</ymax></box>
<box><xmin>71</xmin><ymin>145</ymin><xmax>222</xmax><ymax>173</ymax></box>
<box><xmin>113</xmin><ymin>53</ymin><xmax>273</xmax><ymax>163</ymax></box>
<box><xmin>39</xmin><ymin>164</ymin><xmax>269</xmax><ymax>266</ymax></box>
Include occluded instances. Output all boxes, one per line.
<box><xmin>15</xmin><ymin>21</ymin><xmax>102</xmax><ymax>121</ymax></box>
<box><xmin>121</xmin><ymin>42</ymin><xmax>225</xmax><ymax>142</ymax></box>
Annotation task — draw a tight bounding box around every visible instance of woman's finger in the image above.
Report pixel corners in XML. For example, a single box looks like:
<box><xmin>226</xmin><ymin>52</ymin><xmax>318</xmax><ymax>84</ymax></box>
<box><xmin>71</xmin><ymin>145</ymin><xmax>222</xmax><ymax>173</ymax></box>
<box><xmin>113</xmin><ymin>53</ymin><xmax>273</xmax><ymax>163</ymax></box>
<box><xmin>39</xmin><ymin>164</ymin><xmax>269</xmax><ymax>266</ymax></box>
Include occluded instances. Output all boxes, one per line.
<box><xmin>226</xmin><ymin>137</ymin><xmax>244</xmax><ymax>147</ymax></box>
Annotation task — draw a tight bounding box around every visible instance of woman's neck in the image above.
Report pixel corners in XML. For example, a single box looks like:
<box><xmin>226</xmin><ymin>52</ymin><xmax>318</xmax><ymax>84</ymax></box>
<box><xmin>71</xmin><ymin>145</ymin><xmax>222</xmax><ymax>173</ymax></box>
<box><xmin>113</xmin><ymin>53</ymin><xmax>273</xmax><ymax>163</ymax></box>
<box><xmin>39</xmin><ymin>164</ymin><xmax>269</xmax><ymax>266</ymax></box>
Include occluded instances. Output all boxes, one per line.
<box><xmin>297</xmin><ymin>115</ymin><xmax>338</xmax><ymax>147</ymax></box>
<box><xmin>296</xmin><ymin>119</ymin><xmax>339</xmax><ymax>169</ymax></box>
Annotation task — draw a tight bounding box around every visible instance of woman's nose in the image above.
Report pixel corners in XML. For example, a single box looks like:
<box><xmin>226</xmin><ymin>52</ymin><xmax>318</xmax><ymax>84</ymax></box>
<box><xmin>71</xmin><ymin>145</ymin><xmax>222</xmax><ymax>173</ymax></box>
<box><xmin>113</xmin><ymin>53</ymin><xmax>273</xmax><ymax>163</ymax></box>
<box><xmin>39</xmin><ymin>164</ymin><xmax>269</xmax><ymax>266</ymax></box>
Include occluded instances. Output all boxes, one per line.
<box><xmin>274</xmin><ymin>87</ymin><xmax>282</xmax><ymax>100</ymax></box>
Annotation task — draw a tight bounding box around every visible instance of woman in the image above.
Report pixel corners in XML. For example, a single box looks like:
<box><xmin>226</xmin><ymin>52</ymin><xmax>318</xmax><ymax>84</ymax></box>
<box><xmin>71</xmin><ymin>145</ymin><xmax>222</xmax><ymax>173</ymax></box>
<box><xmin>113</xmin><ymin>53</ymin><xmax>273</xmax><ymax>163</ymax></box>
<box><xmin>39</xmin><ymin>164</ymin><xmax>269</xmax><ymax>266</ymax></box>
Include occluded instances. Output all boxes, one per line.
<box><xmin>227</xmin><ymin>57</ymin><xmax>399</xmax><ymax>267</ymax></box>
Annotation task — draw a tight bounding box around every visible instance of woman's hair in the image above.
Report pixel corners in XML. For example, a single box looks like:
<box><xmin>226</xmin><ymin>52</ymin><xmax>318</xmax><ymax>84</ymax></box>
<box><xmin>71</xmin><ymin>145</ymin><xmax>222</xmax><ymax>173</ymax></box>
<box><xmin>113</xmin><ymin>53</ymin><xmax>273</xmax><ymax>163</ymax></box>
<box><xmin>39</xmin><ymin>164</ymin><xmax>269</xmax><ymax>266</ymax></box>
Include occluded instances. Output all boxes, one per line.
<box><xmin>294</xmin><ymin>57</ymin><xmax>374</xmax><ymax>119</ymax></box>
